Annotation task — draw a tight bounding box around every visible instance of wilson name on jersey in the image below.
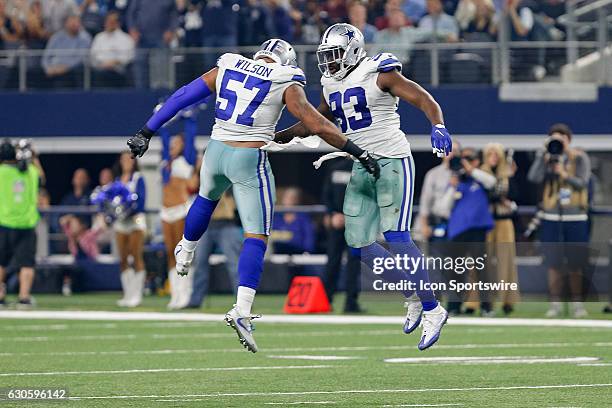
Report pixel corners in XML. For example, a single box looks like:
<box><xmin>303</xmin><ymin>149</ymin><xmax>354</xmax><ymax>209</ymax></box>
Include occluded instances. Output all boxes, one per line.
<box><xmin>212</xmin><ymin>53</ymin><xmax>306</xmax><ymax>142</ymax></box>
<box><xmin>321</xmin><ymin>52</ymin><xmax>411</xmax><ymax>158</ymax></box>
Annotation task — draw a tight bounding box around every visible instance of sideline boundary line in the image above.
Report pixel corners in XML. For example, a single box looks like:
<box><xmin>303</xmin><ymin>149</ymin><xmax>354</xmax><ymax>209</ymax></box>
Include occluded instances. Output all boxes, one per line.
<box><xmin>1</xmin><ymin>310</ymin><xmax>611</xmax><ymax>328</ymax></box>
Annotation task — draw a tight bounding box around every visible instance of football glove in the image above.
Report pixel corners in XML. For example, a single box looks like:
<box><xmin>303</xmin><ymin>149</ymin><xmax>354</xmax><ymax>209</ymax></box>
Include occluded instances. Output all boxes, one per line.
<box><xmin>431</xmin><ymin>124</ymin><xmax>452</xmax><ymax>158</ymax></box>
<box><xmin>341</xmin><ymin>139</ymin><xmax>380</xmax><ymax>179</ymax></box>
<box><xmin>127</xmin><ymin>127</ymin><xmax>154</xmax><ymax>158</ymax></box>
<box><xmin>357</xmin><ymin>151</ymin><xmax>380</xmax><ymax>180</ymax></box>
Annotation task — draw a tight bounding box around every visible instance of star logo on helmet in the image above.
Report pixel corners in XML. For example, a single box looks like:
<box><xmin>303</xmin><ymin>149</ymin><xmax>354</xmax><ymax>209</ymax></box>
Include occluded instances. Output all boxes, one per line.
<box><xmin>341</xmin><ymin>28</ymin><xmax>355</xmax><ymax>43</ymax></box>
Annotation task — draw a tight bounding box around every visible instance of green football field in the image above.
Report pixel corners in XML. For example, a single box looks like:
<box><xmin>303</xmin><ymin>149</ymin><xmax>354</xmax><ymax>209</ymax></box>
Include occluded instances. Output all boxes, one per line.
<box><xmin>0</xmin><ymin>293</ymin><xmax>611</xmax><ymax>407</ymax></box>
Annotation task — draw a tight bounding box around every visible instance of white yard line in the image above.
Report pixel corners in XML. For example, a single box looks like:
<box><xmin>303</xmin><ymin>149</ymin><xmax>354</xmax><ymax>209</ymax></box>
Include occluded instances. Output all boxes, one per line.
<box><xmin>0</xmin><ymin>330</ymin><xmax>405</xmax><ymax>343</ymax></box>
<box><xmin>0</xmin><ymin>365</ymin><xmax>333</xmax><ymax>378</ymax></box>
<box><xmin>383</xmin><ymin>356</ymin><xmax>600</xmax><ymax>365</ymax></box>
<box><xmin>1</xmin><ymin>310</ymin><xmax>611</xmax><ymax>328</ymax></box>
<box><xmin>268</xmin><ymin>355</ymin><xmax>363</xmax><ymax>361</ymax></box>
<box><xmin>68</xmin><ymin>383</ymin><xmax>612</xmax><ymax>401</ymax></box>
<box><xmin>382</xmin><ymin>404</ymin><xmax>463</xmax><ymax>407</ymax></box>
<box><xmin>264</xmin><ymin>402</ymin><xmax>336</xmax><ymax>405</ymax></box>
<box><xmin>1</xmin><ymin>342</ymin><xmax>611</xmax><ymax>357</ymax></box>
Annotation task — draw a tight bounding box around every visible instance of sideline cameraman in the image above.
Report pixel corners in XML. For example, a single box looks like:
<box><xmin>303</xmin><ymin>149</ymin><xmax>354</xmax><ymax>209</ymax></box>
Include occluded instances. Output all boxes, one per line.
<box><xmin>527</xmin><ymin>123</ymin><xmax>590</xmax><ymax>318</ymax></box>
<box><xmin>0</xmin><ymin>139</ymin><xmax>44</xmax><ymax>309</ymax></box>
<box><xmin>439</xmin><ymin>147</ymin><xmax>496</xmax><ymax>315</ymax></box>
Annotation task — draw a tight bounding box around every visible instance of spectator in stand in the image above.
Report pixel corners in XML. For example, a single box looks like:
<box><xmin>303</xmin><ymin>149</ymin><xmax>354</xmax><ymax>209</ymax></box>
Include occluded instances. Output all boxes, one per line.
<box><xmin>374</xmin><ymin>0</ymin><xmax>403</xmax><ymax>30</ymax></box>
<box><xmin>107</xmin><ymin>0</ymin><xmax>131</xmax><ymax>31</ymax></box>
<box><xmin>126</xmin><ymin>0</ymin><xmax>177</xmax><ymax>88</ymax></box>
<box><xmin>59</xmin><ymin>213</ymin><xmax>106</xmax><ymax>296</ymax></box>
<box><xmin>403</xmin><ymin>0</ymin><xmax>427</xmax><ymax>25</ymax></box>
<box><xmin>266</xmin><ymin>0</ymin><xmax>294</xmax><ymax>42</ymax></box>
<box><xmin>441</xmin><ymin>0</ymin><xmax>460</xmax><ymax>15</ymax></box>
<box><xmin>290</xmin><ymin>0</ymin><xmax>329</xmax><ymax>45</ymax></box>
<box><xmin>348</xmin><ymin>2</ymin><xmax>377</xmax><ymax>43</ymax></box>
<box><xmin>271</xmin><ymin>187</ymin><xmax>314</xmax><ymax>255</ymax></box>
<box><xmin>506</xmin><ymin>0</ymin><xmax>533</xmax><ymax>41</ymax></box>
<box><xmin>419</xmin><ymin>0</ymin><xmax>459</xmax><ymax>42</ymax></box>
<box><xmin>527</xmin><ymin>124</ymin><xmax>591</xmax><ymax>318</ymax></box>
<box><xmin>62</xmin><ymin>168</ymin><xmax>92</xmax><ymax>208</ymax></box>
<box><xmin>97</xmin><ymin>167</ymin><xmax>113</xmax><ymax>188</ymax></box>
<box><xmin>77</xmin><ymin>0</ymin><xmax>107</xmax><ymax>36</ymax></box>
<box><xmin>201</xmin><ymin>0</ymin><xmax>238</xmax><ymax>67</ymax></box>
<box><xmin>481</xmin><ymin>143</ymin><xmax>519</xmax><ymax>315</ymax></box>
<box><xmin>455</xmin><ymin>0</ymin><xmax>496</xmax><ymax>40</ymax></box>
<box><xmin>42</xmin><ymin>0</ymin><xmax>78</xmax><ymax>34</ymax></box>
<box><xmin>177</xmin><ymin>0</ymin><xmax>203</xmax><ymax>47</ymax></box>
<box><xmin>322</xmin><ymin>0</ymin><xmax>346</xmax><ymax>25</ymax></box>
<box><xmin>90</xmin><ymin>11</ymin><xmax>135</xmax><ymax>88</ymax></box>
<box><xmin>0</xmin><ymin>0</ymin><xmax>22</xmax><ymax>47</ymax></box>
<box><xmin>59</xmin><ymin>214</ymin><xmax>104</xmax><ymax>260</ymax></box>
<box><xmin>41</xmin><ymin>14</ymin><xmax>92</xmax><ymax>89</ymax></box>
<box><xmin>23</xmin><ymin>1</ymin><xmax>50</xmax><ymax>49</ymax></box>
<box><xmin>0</xmin><ymin>0</ymin><xmax>22</xmax><ymax>88</ymax></box>
<box><xmin>322</xmin><ymin>159</ymin><xmax>363</xmax><ymax>313</ymax></box>
<box><xmin>238</xmin><ymin>0</ymin><xmax>275</xmax><ymax>46</ymax></box>
<box><xmin>373</xmin><ymin>9</ymin><xmax>426</xmax><ymax>63</ymax></box>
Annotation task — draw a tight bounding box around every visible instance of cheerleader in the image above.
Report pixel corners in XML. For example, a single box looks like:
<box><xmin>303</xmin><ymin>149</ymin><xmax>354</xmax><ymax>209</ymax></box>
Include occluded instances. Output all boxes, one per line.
<box><xmin>160</xmin><ymin>114</ymin><xmax>197</xmax><ymax>309</ymax></box>
<box><xmin>112</xmin><ymin>152</ymin><xmax>147</xmax><ymax>307</ymax></box>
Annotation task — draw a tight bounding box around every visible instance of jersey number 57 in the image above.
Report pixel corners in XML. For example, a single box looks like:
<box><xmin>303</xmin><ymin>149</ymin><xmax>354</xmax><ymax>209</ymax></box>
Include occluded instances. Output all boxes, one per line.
<box><xmin>216</xmin><ymin>69</ymin><xmax>272</xmax><ymax>126</ymax></box>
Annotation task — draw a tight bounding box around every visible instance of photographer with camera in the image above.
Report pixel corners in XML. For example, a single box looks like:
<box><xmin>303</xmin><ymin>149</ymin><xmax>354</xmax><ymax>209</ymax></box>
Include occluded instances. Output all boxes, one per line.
<box><xmin>527</xmin><ymin>123</ymin><xmax>591</xmax><ymax>318</ymax></box>
<box><xmin>439</xmin><ymin>147</ymin><xmax>496</xmax><ymax>315</ymax></box>
<box><xmin>417</xmin><ymin>141</ymin><xmax>461</xmax><ymax>243</ymax></box>
<box><xmin>0</xmin><ymin>139</ymin><xmax>45</xmax><ymax>309</ymax></box>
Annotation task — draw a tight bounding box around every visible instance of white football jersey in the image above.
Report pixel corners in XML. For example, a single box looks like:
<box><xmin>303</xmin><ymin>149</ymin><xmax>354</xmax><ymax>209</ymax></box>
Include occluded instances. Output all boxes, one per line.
<box><xmin>321</xmin><ymin>52</ymin><xmax>411</xmax><ymax>158</ymax></box>
<box><xmin>211</xmin><ymin>53</ymin><xmax>306</xmax><ymax>142</ymax></box>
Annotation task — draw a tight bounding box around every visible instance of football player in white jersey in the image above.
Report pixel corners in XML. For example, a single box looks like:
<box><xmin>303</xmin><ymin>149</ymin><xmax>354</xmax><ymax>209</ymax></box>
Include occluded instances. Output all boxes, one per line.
<box><xmin>275</xmin><ymin>24</ymin><xmax>452</xmax><ymax>350</ymax></box>
<box><xmin>127</xmin><ymin>39</ymin><xmax>380</xmax><ymax>352</ymax></box>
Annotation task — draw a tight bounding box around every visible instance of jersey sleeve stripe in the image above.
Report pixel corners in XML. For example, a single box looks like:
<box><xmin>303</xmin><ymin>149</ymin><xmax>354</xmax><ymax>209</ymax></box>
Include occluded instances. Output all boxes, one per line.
<box><xmin>378</xmin><ymin>57</ymin><xmax>400</xmax><ymax>68</ymax></box>
<box><xmin>377</xmin><ymin>57</ymin><xmax>402</xmax><ymax>72</ymax></box>
<box><xmin>291</xmin><ymin>74</ymin><xmax>307</xmax><ymax>85</ymax></box>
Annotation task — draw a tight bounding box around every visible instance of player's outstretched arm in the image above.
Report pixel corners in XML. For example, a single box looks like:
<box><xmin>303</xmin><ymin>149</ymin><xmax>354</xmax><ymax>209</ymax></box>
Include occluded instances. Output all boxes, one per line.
<box><xmin>127</xmin><ymin>68</ymin><xmax>218</xmax><ymax>158</ymax></box>
<box><xmin>275</xmin><ymin>91</ymin><xmax>334</xmax><ymax>144</ymax></box>
<box><xmin>377</xmin><ymin>70</ymin><xmax>452</xmax><ymax>156</ymax></box>
<box><xmin>283</xmin><ymin>84</ymin><xmax>380</xmax><ymax>178</ymax></box>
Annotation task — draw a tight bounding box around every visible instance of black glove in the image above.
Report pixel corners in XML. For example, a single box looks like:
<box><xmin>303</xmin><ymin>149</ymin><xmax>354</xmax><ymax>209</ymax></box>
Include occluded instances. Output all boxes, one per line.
<box><xmin>127</xmin><ymin>127</ymin><xmax>154</xmax><ymax>158</ymax></box>
<box><xmin>357</xmin><ymin>150</ymin><xmax>380</xmax><ymax>179</ymax></box>
<box><xmin>341</xmin><ymin>139</ymin><xmax>380</xmax><ymax>179</ymax></box>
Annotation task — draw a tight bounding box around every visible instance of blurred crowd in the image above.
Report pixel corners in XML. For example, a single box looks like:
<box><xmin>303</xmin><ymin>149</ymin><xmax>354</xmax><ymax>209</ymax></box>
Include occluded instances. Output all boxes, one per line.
<box><xmin>0</xmin><ymin>0</ymin><xmax>576</xmax><ymax>88</ymax></box>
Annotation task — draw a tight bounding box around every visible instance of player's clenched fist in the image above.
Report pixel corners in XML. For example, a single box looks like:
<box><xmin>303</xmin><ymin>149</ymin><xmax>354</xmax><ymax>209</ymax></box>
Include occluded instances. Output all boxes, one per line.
<box><xmin>127</xmin><ymin>127</ymin><xmax>154</xmax><ymax>158</ymax></box>
<box><xmin>430</xmin><ymin>124</ymin><xmax>452</xmax><ymax>157</ymax></box>
<box><xmin>357</xmin><ymin>151</ymin><xmax>380</xmax><ymax>179</ymax></box>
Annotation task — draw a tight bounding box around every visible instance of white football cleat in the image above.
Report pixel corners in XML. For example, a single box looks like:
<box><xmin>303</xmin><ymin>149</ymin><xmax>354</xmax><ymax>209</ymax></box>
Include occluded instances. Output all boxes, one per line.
<box><xmin>403</xmin><ymin>297</ymin><xmax>423</xmax><ymax>334</ymax></box>
<box><xmin>572</xmin><ymin>302</ymin><xmax>588</xmax><ymax>318</ymax></box>
<box><xmin>224</xmin><ymin>305</ymin><xmax>261</xmax><ymax>353</ymax></box>
<box><xmin>545</xmin><ymin>301</ymin><xmax>562</xmax><ymax>318</ymax></box>
<box><xmin>418</xmin><ymin>303</ymin><xmax>448</xmax><ymax>351</ymax></box>
<box><xmin>174</xmin><ymin>240</ymin><xmax>195</xmax><ymax>276</ymax></box>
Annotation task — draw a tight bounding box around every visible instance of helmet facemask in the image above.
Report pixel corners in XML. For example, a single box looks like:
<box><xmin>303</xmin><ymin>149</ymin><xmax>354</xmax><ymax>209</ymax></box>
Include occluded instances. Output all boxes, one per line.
<box><xmin>317</xmin><ymin>44</ymin><xmax>352</xmax><ymax>80</ymax></box>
